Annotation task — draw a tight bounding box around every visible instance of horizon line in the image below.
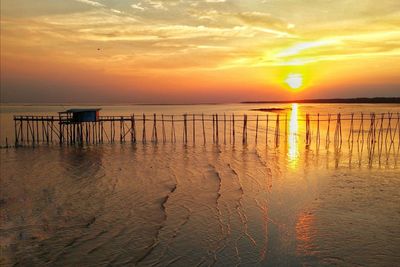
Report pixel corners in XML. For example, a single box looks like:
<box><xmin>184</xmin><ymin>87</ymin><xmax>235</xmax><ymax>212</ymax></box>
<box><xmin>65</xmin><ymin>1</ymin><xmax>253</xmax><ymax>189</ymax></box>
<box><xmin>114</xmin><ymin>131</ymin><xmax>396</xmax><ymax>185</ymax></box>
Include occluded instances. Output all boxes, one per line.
<box><xmin>1</xmin><ymin>97</ymin><xmax>399</xmax><ymax>106</ymax></box>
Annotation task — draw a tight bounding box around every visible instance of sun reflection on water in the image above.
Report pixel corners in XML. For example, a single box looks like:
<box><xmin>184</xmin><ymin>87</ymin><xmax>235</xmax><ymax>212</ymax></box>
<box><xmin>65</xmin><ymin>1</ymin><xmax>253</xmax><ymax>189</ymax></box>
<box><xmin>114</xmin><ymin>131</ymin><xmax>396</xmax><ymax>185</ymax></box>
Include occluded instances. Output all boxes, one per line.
<box><xmin>288</xmin><ymin>103</ymin><xmax>299</xmax><ymax>168</ymax></box>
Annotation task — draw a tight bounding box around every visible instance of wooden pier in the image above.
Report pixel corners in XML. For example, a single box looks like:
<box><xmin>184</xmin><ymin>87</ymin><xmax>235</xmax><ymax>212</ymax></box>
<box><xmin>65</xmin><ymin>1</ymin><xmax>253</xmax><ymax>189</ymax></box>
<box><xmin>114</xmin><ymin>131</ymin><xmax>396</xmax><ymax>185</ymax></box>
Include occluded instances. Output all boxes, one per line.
<box><xmin>12</xmin><ymin>112</ymin><xmax>399</xmax><ymax>161</ymax></box>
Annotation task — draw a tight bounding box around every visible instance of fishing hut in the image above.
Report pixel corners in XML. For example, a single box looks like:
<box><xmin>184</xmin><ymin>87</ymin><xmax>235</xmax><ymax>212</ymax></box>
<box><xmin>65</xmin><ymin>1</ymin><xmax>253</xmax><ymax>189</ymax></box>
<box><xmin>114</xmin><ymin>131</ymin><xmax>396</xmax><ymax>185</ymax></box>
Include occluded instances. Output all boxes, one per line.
<box><xmin>59</xmin><ymin>108</ymin><xmax>101</xmax><ymax>123</ymax></box>
<box><xmin>57</xmin><ymin>108</ymin><xmax>102</xmax><ymax>145</ymax></box>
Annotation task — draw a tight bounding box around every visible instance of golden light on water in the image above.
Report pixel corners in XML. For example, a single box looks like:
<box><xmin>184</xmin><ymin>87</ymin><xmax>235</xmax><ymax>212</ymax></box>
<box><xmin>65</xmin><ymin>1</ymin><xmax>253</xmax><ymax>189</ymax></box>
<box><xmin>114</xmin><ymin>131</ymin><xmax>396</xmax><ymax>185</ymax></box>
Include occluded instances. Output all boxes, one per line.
<box><xmin>288</xmin><ymin>103</ymin><xmax>299</xmax><ymax>167</ymax></box>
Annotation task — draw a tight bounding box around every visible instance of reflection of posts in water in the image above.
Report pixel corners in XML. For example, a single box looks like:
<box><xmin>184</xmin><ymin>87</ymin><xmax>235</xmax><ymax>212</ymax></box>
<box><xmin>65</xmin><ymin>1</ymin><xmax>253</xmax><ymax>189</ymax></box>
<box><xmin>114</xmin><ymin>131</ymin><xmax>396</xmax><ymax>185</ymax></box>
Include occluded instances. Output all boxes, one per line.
<box><xmin>348</xmin><ymin>113</ymin><xmax>354</xmax><ymax>156</ymax></box>
<box><xmin>285</xmin><ymin>113</ymin><xmax>288</xmax><ymax>139</ymax></box>
<box><xmin>305</xmin><ymin>114</ymin><xmax>311</xmax><ymax>147</ymax></box>
<box><xmin>275</xmin><ymin>114</ymin><xmax>280</xmax><ymax>148</ymax></box>
<box><xmin>334</xmin><ymin>113</ymin><xmax>342</xmax><ymax>152</ymax></box>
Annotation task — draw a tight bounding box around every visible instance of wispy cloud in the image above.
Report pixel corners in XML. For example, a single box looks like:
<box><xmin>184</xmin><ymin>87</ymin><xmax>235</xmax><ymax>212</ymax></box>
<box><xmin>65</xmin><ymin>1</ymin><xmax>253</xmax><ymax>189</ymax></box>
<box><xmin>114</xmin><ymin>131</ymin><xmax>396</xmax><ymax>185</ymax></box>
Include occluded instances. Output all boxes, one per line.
<box><xmin>276</xmin><ymin>40</ymin><xmax>339</xmax><ymax>58</ymax></box>
<box><xmin>131</xmin><ymin>3</ymin><xmax>145</xmax><ymax>11</ymax></box>
<box><xmin>74</xmin><ymin>0</ymin><xmax>105</xmax><ymax>8</ymax></box>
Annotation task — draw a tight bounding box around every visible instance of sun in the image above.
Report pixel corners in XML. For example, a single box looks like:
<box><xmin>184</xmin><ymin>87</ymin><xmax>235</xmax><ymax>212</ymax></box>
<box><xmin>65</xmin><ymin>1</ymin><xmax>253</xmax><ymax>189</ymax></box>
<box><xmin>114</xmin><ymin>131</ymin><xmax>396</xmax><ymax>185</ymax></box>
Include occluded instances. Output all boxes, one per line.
<box><xmin>285</xmin><ymin>73</ymin><xmax>303</xmax><ymax>90</ymax></box>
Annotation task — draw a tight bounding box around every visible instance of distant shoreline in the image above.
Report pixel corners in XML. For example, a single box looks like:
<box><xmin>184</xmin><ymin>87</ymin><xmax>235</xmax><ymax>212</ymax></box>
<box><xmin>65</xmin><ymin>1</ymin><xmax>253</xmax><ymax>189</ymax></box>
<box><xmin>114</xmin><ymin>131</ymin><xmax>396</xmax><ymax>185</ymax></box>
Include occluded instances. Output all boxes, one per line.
<box><xmin>241</xmin><ymin>97</ymin><xmax>400</xmax><ymax>104</ymax></box>
<box><xmin>1</xmin><ymin>97</ymin><xmax>399</xmax><ymax>106</ymax></box>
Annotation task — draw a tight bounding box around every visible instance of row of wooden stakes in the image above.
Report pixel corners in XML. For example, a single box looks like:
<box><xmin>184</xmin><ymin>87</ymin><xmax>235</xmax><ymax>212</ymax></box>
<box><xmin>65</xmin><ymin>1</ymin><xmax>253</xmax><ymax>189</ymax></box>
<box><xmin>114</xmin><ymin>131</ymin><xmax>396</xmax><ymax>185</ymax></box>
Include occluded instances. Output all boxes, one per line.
<box><xmin>10</xmin><ymin>113</ymin><xmax>400</xmax><ymax>158</ymax></box>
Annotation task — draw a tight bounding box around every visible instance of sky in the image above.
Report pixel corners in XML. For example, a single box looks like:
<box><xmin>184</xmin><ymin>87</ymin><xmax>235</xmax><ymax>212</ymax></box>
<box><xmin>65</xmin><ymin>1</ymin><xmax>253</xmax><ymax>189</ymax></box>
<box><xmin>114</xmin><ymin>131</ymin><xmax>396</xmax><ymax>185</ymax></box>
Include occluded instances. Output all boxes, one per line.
<box><xmin>1</xmin><ymin>0</ymin><xmax>399</xmax><ymax>103</ymax></box>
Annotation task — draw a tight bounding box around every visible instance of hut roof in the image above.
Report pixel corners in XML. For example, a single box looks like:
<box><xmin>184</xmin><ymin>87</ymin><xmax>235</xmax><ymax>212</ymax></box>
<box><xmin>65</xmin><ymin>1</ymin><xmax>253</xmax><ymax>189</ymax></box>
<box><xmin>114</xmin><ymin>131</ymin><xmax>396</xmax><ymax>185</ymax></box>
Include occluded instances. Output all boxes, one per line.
<box><xmin>59</xmin><ymin>108</ymin><xmax>101</xmax><ymax>114</ymax></box>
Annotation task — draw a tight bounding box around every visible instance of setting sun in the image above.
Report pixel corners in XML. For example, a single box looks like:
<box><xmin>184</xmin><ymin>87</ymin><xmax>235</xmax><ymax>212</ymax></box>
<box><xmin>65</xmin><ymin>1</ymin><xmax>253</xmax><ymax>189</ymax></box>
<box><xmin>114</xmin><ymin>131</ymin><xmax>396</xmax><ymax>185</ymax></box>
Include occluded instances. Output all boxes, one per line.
<box><xmin>285</xmin><ymin>73</ymin><xmax>303</xmax><ymax>90</ymax></box>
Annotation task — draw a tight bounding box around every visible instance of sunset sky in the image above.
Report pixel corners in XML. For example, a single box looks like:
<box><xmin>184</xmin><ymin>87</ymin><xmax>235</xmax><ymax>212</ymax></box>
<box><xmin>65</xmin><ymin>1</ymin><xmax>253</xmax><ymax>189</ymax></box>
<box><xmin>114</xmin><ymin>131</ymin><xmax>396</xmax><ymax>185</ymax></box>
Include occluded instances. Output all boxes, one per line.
<box><xmin>1</xmin><ymin>0</ymin><xmax>399</xmax><ymax>103</ymax></box>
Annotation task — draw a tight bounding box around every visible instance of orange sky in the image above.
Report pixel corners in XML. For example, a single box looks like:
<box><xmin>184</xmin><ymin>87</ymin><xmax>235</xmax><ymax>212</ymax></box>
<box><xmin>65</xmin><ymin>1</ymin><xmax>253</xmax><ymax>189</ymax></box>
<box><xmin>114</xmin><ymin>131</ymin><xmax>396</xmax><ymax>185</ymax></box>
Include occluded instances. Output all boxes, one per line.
<box><xmin>1</xmin><ymin>0</ymin><xmax>399</xmax><ymax>103</ymax></box>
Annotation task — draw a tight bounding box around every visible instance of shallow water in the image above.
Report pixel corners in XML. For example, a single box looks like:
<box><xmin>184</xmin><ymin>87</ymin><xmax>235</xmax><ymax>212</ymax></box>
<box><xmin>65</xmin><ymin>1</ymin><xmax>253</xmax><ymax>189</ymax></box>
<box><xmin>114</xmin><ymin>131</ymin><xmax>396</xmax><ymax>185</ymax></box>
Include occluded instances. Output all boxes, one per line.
<box><xmin>1</xmin><ymin>104</ymin><xmax>400</xmax><ymax>266</ymax></box>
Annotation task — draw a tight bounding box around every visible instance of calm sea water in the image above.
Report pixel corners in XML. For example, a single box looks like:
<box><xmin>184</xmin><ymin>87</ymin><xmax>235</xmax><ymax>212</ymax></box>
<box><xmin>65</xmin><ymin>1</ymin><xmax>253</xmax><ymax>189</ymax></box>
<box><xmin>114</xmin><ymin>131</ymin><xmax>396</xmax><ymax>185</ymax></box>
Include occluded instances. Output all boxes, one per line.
<box><xmin>1</xmin><ymin>103</ymin><xmax>400</xmax><ymax>266</ymax></box>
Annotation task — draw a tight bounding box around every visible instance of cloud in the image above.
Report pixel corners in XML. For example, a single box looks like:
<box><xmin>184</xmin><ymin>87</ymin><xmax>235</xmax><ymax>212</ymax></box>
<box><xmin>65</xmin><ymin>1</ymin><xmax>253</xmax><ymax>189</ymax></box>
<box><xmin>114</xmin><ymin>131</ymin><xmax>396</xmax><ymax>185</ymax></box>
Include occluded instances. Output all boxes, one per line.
<box><xmin>235</xmin><ymin>11</ymin><xmax>287</xmax><ymax>29</ymax></box>
<box><xmin>131</xmin><ymin>3</ymin><xmax>145</xmax><ymax>11</ymax></box>
<box><xmin>111</xmin><ymin>9</ymin><xmax>123</xmax><ymax>14</ymax></box>
<box><xmin>74</xmin><ymin>0</ymin><xmax>105</xmax><ymax>8</ymax></box>
<box><xmin>276</xmin><ymin>40</ymin><xmax>339</xmax><ymax>58</ymax></box>
<box><xmin>147</xmin><ymin>1</ymin><xmax>167</xmax><ymax>10</ymax></box>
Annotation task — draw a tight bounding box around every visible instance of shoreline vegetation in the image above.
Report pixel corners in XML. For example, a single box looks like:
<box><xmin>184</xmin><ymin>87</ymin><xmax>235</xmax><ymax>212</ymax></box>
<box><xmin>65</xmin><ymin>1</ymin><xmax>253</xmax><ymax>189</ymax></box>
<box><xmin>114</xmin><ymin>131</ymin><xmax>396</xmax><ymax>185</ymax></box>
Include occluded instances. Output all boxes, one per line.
<box><xmin>242</xmin><ymin>97</ymin><xmax>400</xmax><ymax>104</ymax></box>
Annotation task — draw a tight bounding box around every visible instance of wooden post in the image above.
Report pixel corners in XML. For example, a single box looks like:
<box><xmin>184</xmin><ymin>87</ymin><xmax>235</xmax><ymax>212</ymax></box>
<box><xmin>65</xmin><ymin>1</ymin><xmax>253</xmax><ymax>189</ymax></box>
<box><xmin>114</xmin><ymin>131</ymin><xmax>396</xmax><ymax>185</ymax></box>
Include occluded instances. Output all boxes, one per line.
<box><xmin>101</xmin><ymin>121</ymin><xmax>104</xmax><ymax>143</ymax></box>
<box><xmin>229</xmin><ymin>114</ymin><xmax>232</xmax><ymax>144</ymax></box>
<box><xmin>202</xmin><ymin>113</ymin><xmax>206</xmax><ymax>145</ymax></box>
<box><xmin>326</xmin><ymin>114</ymin><xmax>331</xmax><ymax>149</ymax></box>
<box><xmin>36</xmin><ymin>117</ymin><xmax>39</xmax><ymax>144</ymax></box>
<box><xmin>384</xmin><ymin>113</ymin><xmax>392</xmax><ymax>160</ymax></box>
<box><xmin>255</xmin><ymin>114</ymin><xmax>259</xmax><ymax>144</ymax></box>
<box><xmin>171</xmin><ymin>115</ymin><xmax>176</xmax><ymax>143</ymax></box>
<box><xmin>266</xmin><ymin>114</ymin><xmax>269</xmax><ymax>146</ymax></box>
<box><xmin>305</xmin><ymin>114</ymin><xmax>311</xmax><ymax>147</ymax></box>
<box><xmin>132</xmin><ymin>114</ymin><xmax>136</xmax><ymax>143</ymax></box>
<box><xmin>60</xmin><ymin>116</ymin><xmax>63</xmax><ymax>145</ymax></box>
<box><xmin>152</xmin><ymin>113</ymin><xmax>158</xmax><ymax>143</ymax></box>
<box><xmin>113</xmin><ymin>118</ymin><xmax>116</xmax><ymax>142</ymax></box>
<box><xmin>223</xmin><ymin>113</ymin><xmax>226</xmax><ymax>145</ymax></box>
<box><xmin>348</xmin><ymin>113</ymin><xmax>354</xmax><ymax>143</ymax></box>
<box><xmin>193</xmin><ymin>114</ymin><xmax>196</xmax><ymax>144</ymax></box>
<box><xmin>388</xmin><ymin>113</ymin><xmax>399</xmax><ymax>157</ymax></box>
<box><xmin>232</xmin><ymin>114</ymin><xmax>235</xmax><ymax>145</ymax></box>
<box><xmin>120</xmin><ymin>117</ymin><xmax>123</xmax><ymax>142</ymax></box>
<box><xmin>377</xmin><ymin>113</ymin><xmax>384</xmax><ymax>163</ymax></box>
<box><xmin>183</xmin><ymin>114</ymin><xmax>188</xmax><ymax>144</ymax></box>
<box><xmin>316</xmin><ymin>113</ymin><xmax>320</xmax><ymax>150</ymax></box>
<box><xmin>216</xmin><ymin>114</ymin><xmax>219</xmax><ymax>144</ymax></box>
<box><xmin>51</xmin><ymin>118</ymin><xmax>54</xmax><ymax>143</ymax></box>
<box><xmin>142</xmin><ymin>114</ymin><xmax>146</xmax><ymax>143</ymax></box>
<box><xmin>19</xmin><ymin>118</ymin><xmax>24</xmax><ymax>144</ymax></box>
<box><xmin>162</xmin><ymin>114</ymin><xmax>166</xmax><ymax>143</ymax></box>
<box><xmin>14</xmin><ymin>118</ymin><xmax>18</xmax><ymax>146</ymax></box>
<box><xmin>334</xmin><ymin>113</ymin><xmax>342</xmax><ymax>151</ymax></box>
<box><xmin>73</xmin><ymin>123</ymin><xmax>76</xmax><ymax>144</ymax></box>
<box><xmin>27</xmin><ymin>117</ymin><xmax>30</xmax><ymax>144</ymax></box>
<box><xmin>285</xmin><ymin>113</ymin><xmax>288</xmax><ymax>139</ymax></box>
<box><xmin>242</xmin><ymin>114</ymin><xmax>247</xmax><ymax>145</ymax></box>
<box><xmin>275</xmin><ymin>114</ymin><xmax>280</xmax><ymax>147</ymax></box>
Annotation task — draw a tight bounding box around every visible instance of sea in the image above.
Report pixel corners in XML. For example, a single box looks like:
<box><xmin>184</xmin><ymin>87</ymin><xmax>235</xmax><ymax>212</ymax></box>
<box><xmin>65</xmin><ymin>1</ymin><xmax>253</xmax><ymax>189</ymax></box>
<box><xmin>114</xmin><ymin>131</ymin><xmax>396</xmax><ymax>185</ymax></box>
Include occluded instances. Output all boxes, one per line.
<box><xmin>1</xmin><ymin>103</ymin><xmax>399</xmax><ymax>266</ymax></box>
